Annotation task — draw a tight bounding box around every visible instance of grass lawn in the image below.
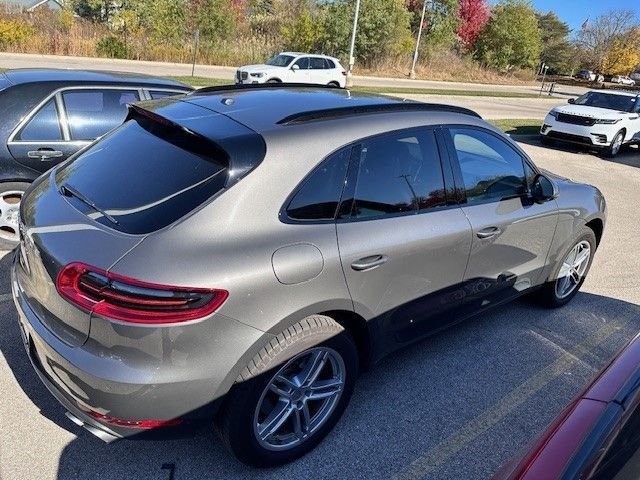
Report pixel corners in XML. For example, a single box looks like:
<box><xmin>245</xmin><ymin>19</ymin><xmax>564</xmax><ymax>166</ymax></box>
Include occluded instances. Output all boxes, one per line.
<box><xmin>489</xmin><ymin>119</ymin><xmax>542</xmax><ymax>136</ymax></box>
<box><xmin>168</xmin><ymin>75</ymin><xmax>543</xmax><ymax>98</ymax></box>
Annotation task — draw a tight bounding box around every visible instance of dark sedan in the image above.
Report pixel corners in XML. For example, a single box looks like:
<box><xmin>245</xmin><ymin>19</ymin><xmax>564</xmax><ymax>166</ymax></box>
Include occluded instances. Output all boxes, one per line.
<box><xmin>0</xmin><ymin>69</ymin><xmax>192</xmax><ymax>248</ymax></box>
<box><xmin>494</xmin><ymin>331</ymin><xmax>640</xmax><ymax>480</ymax></box>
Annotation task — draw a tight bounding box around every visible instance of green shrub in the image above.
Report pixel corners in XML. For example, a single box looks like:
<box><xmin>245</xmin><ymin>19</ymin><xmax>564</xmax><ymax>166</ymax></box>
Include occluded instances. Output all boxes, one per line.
<box><xmin>96</xmin><ymin>35</ymin><xmax>127</xmax><ymax>58</ymax></box>
<box><xmin>0</xmin><ymin>18</ymin><xmax>34</xmax><ymax>48</ymax></box>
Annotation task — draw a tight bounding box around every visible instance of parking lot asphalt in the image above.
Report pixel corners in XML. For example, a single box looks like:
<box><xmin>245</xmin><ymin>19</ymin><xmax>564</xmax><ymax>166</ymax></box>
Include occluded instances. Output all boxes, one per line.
<box><xmin>1</xmin><ymin>140</ymin><xmax>640</xmax><ymax>480</ymax></box>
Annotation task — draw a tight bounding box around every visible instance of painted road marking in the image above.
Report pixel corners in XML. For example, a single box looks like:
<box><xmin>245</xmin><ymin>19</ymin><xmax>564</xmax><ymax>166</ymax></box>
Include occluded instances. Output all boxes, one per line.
<box><xmin>394</xmin><ymin>318</ymin><xmax>623</xmax><ymax>480</ymax></box>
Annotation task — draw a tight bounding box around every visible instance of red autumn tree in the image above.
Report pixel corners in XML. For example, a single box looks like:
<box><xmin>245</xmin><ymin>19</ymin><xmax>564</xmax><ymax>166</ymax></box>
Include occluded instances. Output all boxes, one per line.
<box><xmin>457</xmin><ymin>0</ymin><xmax>491</xmax><ymax>50</ymax></box>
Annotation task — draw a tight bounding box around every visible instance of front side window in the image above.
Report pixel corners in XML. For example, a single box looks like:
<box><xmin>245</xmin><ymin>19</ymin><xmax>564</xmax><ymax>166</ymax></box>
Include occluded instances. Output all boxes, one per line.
<box><xmin>17</xmin><ymin>99</ymin><xmax>63</xmax><ymax>141</ymax></box>
<box><xmin>62</xmin><ymin>89</ymin><xmax>140</xmax><ymax>141</ymax></box>
<box><xmin>294</xmin><ymin>57</ymin><xmax>310</xmax><ymax>69</ymax></box>
<box><xmin>450</xmin><ymin>128</ymin><xmax>526</xmax><ymax>204</ymax></box>
<box><xmin>350</xmin><ymin>130</ymin><xmax>446</xmax><ymax>219</ymax></box>
<box><xmin>286</xmin><ymin>148</ymin><xmax>351</xmax><ymax>220</ymax></box>
<box><xmin>266</xmin><ymin>54</ymin><xmax>294</xmax><ymax>67</ymax></box>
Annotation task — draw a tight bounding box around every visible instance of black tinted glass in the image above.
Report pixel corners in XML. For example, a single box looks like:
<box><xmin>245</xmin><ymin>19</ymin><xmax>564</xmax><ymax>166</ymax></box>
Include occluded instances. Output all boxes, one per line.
<box><xmin>267</xmin><ymin>55</ymin><xmax>294</xmax><ymax>67</ymax></box>
<box><xmin>294</xmin><ymin>57</ymin><xmax>310</xmax><ymax>69</ymax></box>
<box><xmin>55</xmin><ymin>116</ymin><xmax>228</xmax><ymax>234</ymax></box>
<box><xmin>310</xmin><ymin>57</ymin><xmax>326</xmax><ymax>70</ymax></box>
<box><xmin>574</xmin><ymin>92</ymin><xmax>636</xmax><ymax>112</ymax></box>
<box><xmin>450</xmin><ymin>128</ymin><xmax>526</xmax><ymax>204</ymax></box>
<box><xmin>62</xmin><ymin>89</ymin><xmax>140</xmax><ymax>140</ymax></box>
<box><xmin>324</xmin><ymin>59</ymin><xmax>336</xmax><ymax>69</ymax></box>
<box><xmin>351</xmin><ymin>130</ymin><xmax>445</xmax><ymax>219</ymax></box>
<box><xmin>287</xmin><ymin>148</ymin><xmax>351</xmax><ymax>220</ymax></box>
<box><xmin>18</xmin><ymin>99</ymin><xmax>62</xmax><ymax>141</ymax></box>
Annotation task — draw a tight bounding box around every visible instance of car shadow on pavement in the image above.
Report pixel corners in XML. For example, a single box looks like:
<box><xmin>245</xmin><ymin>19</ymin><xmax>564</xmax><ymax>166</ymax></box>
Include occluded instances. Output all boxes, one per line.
<box><xmin>513</xmin><ymin>135</ymin><xmax>640</xmax><ymax>168</ymax></box>
<box><xmin>2</xmin><ymin>245</ymin><xmax>640</xmax><ymax>480</ymax></box>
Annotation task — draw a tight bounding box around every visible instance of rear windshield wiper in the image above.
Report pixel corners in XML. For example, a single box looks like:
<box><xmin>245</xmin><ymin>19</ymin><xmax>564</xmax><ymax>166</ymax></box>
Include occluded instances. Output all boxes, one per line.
<box><xmin>59</xmin><ymin>183</ymin><xmax>120</xmax><ymax>226</ymax></box>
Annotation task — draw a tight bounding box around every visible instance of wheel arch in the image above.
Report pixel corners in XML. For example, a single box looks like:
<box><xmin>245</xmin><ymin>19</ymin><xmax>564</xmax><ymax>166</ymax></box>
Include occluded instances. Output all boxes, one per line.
<box><xmin>320</xmin><ymin>309</ymin><xmax>372</xmax><ymax>370</ymax></box>
<box><xmin>585</xmin><ymin>217</ymin><xmax>604</xmax><ymax>247</ymax></box>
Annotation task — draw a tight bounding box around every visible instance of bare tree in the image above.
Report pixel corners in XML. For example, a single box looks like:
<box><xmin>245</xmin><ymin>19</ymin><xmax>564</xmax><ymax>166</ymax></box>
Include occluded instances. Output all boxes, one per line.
<box><xmin>576</xmin><ymin>9</ymin><xmax>640</xmax><ymax>70</ymax></box>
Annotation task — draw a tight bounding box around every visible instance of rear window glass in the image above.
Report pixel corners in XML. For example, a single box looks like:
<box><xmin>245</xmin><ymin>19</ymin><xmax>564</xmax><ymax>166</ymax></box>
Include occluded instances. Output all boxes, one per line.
<box><xmin>55</xmin><ymin>115</ymin><xmax>228</xmax><ymax>234</ymax></box>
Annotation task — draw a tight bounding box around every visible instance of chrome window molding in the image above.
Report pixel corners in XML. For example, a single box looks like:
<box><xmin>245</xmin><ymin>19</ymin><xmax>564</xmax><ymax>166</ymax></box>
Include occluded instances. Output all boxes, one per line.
<box><xmin>8</xmin><ymin>85</ymin><xmax>146</xmax><ymax>144</ymax></box>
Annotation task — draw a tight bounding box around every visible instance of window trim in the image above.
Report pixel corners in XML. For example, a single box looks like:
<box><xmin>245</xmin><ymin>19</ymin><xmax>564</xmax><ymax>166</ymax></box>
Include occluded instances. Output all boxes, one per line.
<box><xmin>280</xmin><ymin>126</ymin><xmax>456</xmax><ymax>225</ymax></box>
<box><xmin>142</xmin><ymin>88</ymin><xmax>191</xmax><ymax>100</ymax></box>
<box><xmin>8</xmin><ymin>85</ymin><xmax>146</xmax><ymax>144</ymax></box>
<box><xmin>442</xmin><ymin>124</ymin><xmax>539</xmax><ymax>207</ymax></box>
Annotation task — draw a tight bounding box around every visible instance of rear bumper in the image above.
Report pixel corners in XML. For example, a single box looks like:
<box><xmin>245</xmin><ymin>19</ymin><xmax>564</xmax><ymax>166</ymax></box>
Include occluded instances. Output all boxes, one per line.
<box><xmin>11</xmin><ymin>254</ymin><xmax>266</xmax><ymax>440</ymax></box>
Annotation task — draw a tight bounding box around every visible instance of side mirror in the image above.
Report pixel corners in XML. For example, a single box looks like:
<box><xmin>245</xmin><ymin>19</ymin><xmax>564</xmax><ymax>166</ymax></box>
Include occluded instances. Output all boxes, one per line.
<box><xmin>291</xmin><ymin>64</ymin><xmax>300</xmax><ymax>71</ymax></box>
<box><xmin>531</xmin><ymin>173</ymin><xmax>558</xmax><ymax>203</ymax></box>
<box><xmin>568</xmin><ymin>98</ymin><xmax>575</xmax><ymax>104</ymax></box>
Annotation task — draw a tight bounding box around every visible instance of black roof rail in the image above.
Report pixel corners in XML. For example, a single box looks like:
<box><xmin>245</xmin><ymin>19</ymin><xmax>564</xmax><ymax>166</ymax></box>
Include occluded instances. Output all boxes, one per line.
<box><xmin>193</xmin><ymin>82</ymin><xmax>340</xmax><ymax>95</ymax></box>
<box><xmin>277</xmin><ymin>102</ymin><xmax>482</xmax><ymax>125</ymax></box>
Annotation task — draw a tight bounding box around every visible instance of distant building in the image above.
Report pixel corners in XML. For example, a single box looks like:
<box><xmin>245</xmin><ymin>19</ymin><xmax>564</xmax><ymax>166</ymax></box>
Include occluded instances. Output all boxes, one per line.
<box><xmin>2</xmin><ymin>0</ymin><xmax>64</xmax><ymax>14</ymax></box>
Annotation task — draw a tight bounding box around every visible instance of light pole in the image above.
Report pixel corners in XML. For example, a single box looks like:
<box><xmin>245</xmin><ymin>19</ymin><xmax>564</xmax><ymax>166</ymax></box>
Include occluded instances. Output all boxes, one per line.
<box><xmin>345</xmin><ymin>0</ymin><xmax>361</xmax><ymax>88</ymax></box>
<box><xmin>409</xmin><ymin>0</ymin><xmax>429</xmax><ymax>79</ymax></box>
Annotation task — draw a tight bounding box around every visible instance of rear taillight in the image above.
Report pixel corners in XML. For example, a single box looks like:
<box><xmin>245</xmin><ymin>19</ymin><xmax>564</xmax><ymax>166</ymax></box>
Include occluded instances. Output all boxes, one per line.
<box><xmin>341</xmin><ymin>70</ymin><xmax>347</xmax><ymax>76</ymax></box>
<box><xmin>57</xmin><ymin>262</ymin><xmax>228</xmax><ymax>324</ymax></box>
<box><xmin>86</xmin><ymin>410</ymin><xmax>183</xmax><ymax>429</ymax></box>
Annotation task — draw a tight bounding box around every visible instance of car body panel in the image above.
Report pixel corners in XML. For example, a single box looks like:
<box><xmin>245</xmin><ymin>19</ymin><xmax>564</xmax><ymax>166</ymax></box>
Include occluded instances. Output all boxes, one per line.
<box><xmin>541</xmin><ymin>91</ymin><xmax>640</xmax><ymax>148</ymax></box>
<box><xmin>0</xmin><ymin>70</ymin><xmax>192</xmax><ymax>183</ymax></box>
<box><xmin>12</xmin><ymin>86</ymin><xmax>608</xmax><ymax>442</ymax></box>
<box><xmin>236</xmin><ymin>53</ymin><xmax>346</xmax><ymax>87</ymax></box>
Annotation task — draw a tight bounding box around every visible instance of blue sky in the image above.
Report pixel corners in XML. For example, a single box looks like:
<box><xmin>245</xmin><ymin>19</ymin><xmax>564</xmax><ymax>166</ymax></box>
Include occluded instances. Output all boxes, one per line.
<box><xmin>530</xmin><ymin>0</ymin><xmax>639</xmax><ymax>33</ymax></box>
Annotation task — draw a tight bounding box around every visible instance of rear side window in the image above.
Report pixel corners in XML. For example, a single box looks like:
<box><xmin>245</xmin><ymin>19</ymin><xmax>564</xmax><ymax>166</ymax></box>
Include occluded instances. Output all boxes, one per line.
<box><xmin>62</xmin><ymin>89</ymin><xmax>140</xmax><ymax>140</ymax></box>
<box><xmin>149</xmin><ymin>90</ymin><xmax>183</xmax><ymax>100</ymax></box>
<box><xmin>310</xmin><ymin>57</ymin><xmax>326</xmax><ymax>70</ymax></box>
<box><xmin>55</xmin><ymin>114</ymin><xmax>228</xmax><ymax>234</ymax></box>
<box><xmin>350</xmin><ymin>129</ymin><xmax>446</xmax><ymax>219</ymax></box>
<box><xmin>17</xmin><ymin>99</ymin><xmax>63</xmax><ymax>141</ymax></box>
<box><xmin>324</xmin><ymin>59</ymin><xmax>336</xmax><ymax>69</ymax></box>
<box><xmin>286</xmin><ymin>148</ymin><xmax>351</xmax><ymax>220</ymax></box>
<box><xmin>449</xmin><ymin>128</ymin><xmax>526</xmax><ymax>204</ymax></box>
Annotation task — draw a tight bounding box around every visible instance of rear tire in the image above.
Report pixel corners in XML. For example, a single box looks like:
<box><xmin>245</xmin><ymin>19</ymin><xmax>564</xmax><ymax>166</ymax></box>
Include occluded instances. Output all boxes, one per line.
<box><xmin>266</xmin><ymin>79</ymin><xmax>281</xmax><ymax>84</ymax></box>
<box><xmin>0</xmin><ymin>181</ymin><xmax>30</xmax><ymax>250</ymax></box>
<box><xmin>535</xmin><ymin>226</ymin><xmax>597</xmax><ymax>308</ymax></box>
<box><xmin>215</xmin><ymin>315</ymin><xmax>358</xmax><ymax>467</ymax></box>
<box><xmin>327</xmin><ymin>81</ymin><xmax>340</xmax><ymax>88</ymax></box>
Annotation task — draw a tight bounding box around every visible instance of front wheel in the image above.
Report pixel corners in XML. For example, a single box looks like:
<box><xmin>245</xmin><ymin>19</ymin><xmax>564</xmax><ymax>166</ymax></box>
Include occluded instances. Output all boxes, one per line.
<box><xmin>535</xmin><ymin>226</ymin><xmax>596</xmax><ymax>308</ymax></box>
<box><xmin>215</xmin><ymin>315</ymin><xmax>358</xmax><ymax>467</ymax></box>
<box><xmin>604</xmin><ymin>130</ymin><xmax>625</xmax><ymax>158</ymax></box>
<box><xmin>0</xmin><ymin>182</ymin><xmax>30</xmax><ymax>250</ymax></box>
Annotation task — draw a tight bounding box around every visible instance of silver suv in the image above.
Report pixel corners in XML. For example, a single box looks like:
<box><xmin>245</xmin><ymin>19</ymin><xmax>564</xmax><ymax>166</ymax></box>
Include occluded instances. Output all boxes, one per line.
<box><xmin>12</xmin><ymin>85</ymin><xmax>606</xmax><ymax>467</ymax></box>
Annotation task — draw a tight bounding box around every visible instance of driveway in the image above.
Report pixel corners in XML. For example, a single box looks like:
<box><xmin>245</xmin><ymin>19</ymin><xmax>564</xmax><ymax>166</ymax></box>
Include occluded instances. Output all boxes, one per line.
<box><xmin>1</xmin><ymin>141</ymin><xmax>639</xmax><ymax>480</ymax></box>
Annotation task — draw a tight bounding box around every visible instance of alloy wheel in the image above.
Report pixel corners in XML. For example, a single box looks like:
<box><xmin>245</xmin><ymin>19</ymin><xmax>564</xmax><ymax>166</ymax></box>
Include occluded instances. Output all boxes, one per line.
<box><xmin>253</xmin><ymin>347</ymin><xmax>345</xmax><ymax>451</ymax></box>
<box><xmin>0</xmin><ymin>190</ymin><xmax>24</xmax><ymax>242</ymax></box>
<box><xmin>555</xmin><ymin>240</ymin><xmax>591</xmax><ymax>299</ymax></box>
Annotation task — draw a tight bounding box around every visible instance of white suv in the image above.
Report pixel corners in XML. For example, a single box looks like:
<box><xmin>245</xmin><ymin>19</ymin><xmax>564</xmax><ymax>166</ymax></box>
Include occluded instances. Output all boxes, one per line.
<box><xmin>541</xmin><ymin>90</ymin><xmax>640</xmax><ymax>157</ymax></box>
<box><xmin>235</xmin><ymin>52</ymin><xmax>346</xmax><ymax>88</ymax></box>
<box><xmin>611</xmin><ymin>75</ymin><xmax>636</xmax><ymax>86</ymax></box>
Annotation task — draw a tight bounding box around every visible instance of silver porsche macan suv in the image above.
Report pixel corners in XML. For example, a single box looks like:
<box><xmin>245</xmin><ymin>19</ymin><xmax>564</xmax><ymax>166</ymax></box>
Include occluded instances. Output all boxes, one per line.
<box><xmin>12</xmin><ymin>85</ymin><xmax>606</xmax><ymax>467</ymax></box>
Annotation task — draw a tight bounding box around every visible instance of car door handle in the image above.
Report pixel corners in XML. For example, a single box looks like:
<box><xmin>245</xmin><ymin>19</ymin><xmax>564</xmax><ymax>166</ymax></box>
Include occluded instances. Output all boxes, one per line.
<box><xmin>351</xmin><ymin>255</ymin><xmax>389</xmax><ymax>271</ymax></box>
<box><xmin>28</xmin><ymin>149</ymin><xmax>64</xmax><ymax>160</ymax></box>
<box><xmin>476</xmin><ymin>227</ymin><xmax>501</xmax><ymax>239</ymax></box>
